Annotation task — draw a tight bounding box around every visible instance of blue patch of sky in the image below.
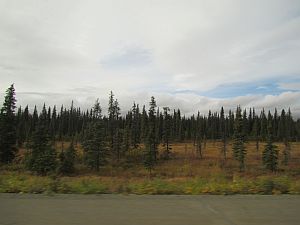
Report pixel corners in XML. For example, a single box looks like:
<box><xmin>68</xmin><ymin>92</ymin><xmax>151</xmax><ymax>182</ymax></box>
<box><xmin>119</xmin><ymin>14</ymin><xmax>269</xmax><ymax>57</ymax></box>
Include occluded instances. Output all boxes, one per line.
<box><xmin>172</xmin><ymin>77</ymin><xmax>300</xmax><ymax>98</ymax></box>
<box><xmin>100</xmin><ymin>47</ymin><xmax>152</xmax><ymax>70</ymax></box>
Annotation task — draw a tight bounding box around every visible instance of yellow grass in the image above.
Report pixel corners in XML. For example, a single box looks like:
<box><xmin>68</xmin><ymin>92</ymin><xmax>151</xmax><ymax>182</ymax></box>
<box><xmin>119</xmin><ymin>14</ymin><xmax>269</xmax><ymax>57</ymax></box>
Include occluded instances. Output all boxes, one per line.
<box><xmin>1</xmin><ymin>141</ymin><xmax>299</xmax><ymax>194</ymax></box>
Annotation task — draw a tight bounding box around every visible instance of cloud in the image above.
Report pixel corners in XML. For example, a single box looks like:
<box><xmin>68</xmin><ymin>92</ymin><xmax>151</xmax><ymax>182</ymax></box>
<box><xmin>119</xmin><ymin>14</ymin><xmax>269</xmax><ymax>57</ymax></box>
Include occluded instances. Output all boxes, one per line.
<box><xmin>9</xmin><ymin>90</ymin><xmax>300</xmax><ymax>119</ymax></box>
<box><xmin>278</xmin><ymin>82</ymin><xmax>300</xmax><ymax>91</ymax></box>
<box><xmin>0</xmin><ymin>0</ymin><xmax>299</xmax><ymax>118</ymax></box>
<box><xmin>100</xmin><ymin>46</ymin><xmax>152</xmax><ymax>70</ymax></box>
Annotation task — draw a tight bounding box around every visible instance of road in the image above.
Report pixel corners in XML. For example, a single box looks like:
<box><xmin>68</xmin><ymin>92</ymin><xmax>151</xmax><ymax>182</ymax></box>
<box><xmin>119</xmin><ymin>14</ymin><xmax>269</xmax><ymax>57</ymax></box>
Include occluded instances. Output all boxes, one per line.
<box><xmin>0</xmin><ymin>194</ymin><xmax>300</xmax><ymax>225</ymax></box>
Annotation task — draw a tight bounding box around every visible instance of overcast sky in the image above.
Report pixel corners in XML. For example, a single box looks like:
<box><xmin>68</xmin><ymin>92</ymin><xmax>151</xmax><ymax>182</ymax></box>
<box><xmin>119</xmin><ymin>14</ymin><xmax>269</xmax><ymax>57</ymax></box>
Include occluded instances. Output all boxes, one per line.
<box><xmin>0</xmin><ymin>0</ymin><xmax>300</xmax><ymax>117</ymax></box>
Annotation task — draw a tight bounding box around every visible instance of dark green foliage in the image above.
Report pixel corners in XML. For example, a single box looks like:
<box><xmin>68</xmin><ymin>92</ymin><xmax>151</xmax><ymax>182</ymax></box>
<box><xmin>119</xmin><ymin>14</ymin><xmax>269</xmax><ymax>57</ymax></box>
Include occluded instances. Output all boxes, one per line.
<box><xmin>0</xmin><ymin>84</ymin><xmax>17</xmax><ymax>163</ymax></box>
<box><xmin>220</xmin><ymin>106</ymin><xmax>227</xmax><ymax>160</ymax></box>
<box><xmin>144</xmin><ymin>96</ymin><xmax>158</xmax><ymax>174</ymax></box>
<box><xmin>260</xmin><ymin>109</ymin><xmax>268</xmax><ymax>140</ymax></box>
<box><xmin>58</xmin><ymin>141</ymin><xmax>76</xmax><ymax>174</ymax></box>
<box><xmin>262</xmin><ymin>120</ymin><xmax>279</xmax><ymax>172</ymax></box>
<box><xmin>252</xmin><ymin>115</ymin><xmax>260</xmax><ymax>151</ymax></box>
<box><xmin>25</xmin><ymin>123</ymin><xmax>57</xmax><ymax>175</ymax></box>
<box><xmin>82</xmin><ymin>99</ymin><xmax>107</xmax><ymax>171</ymax></box>
<box><xmin>108</xmin><ymin>91</ymin><xmax>121</xmax><ymax>161</ymax></box>
<box><xmin>232</xmin><ymin>106</ymin><xmax>246</xmax><ymax>171</ymax></box>
<box><xmin>131</xmin><ymin>103</ymin><xmax>140</xmax><ymax>148</ymax></box>
<box><xmin>121</xmin><ymin>125</ymin><xmax>131</xmax><ymax>156</ymax></box>
<box><xmin>0</xmin><ymin>85</ymin><xmax>299</xmax><ymax>174</ymax></box>
<box><xmin>162</xmin><ymin>107</ymin><xmax>172</xmax><ymax>160</ymax></box>
<box><xmin>141</xmin><ymin>105</ymin><xmax>148</xmax><ymax>142</ymax></box>
<box><xmin>282</xmin><ymin>109</ymin><xmax>292</xmax><ymax>165</ymax></box>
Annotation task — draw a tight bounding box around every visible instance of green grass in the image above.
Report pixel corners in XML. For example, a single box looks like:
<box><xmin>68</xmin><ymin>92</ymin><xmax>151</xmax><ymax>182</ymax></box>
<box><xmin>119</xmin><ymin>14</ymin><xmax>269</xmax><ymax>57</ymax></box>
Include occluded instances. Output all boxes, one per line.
<box><xmin>1</xmin><ymin>171</ymin><xmax>299</xmax><ymax>195</ymax></box>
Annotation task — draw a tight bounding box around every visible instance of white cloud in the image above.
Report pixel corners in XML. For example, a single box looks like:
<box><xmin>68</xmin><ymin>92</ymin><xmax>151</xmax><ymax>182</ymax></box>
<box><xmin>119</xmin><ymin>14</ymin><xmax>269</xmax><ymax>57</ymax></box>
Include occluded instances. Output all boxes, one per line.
<box><xmin>11</xmin><ymin>90</ymin><xmax>300</xmax><ymax>119</ymax></box>
<box><xmin>0</xmin><ymin>0</ymin><xmax>299</xmax><ymax>117</ymax></box>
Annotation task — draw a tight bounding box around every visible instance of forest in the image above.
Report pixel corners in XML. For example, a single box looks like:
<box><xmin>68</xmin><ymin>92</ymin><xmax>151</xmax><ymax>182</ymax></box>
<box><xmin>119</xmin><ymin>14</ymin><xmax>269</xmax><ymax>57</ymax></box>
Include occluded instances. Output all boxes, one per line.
<box><xmin>0</xmin><ymin>84</ymin><xmax>300</xmax><ymax>194</ymax></box>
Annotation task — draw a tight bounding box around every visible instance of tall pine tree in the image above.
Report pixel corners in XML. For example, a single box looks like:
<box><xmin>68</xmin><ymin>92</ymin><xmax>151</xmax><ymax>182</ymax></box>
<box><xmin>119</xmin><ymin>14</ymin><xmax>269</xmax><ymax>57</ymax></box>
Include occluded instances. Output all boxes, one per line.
<box><xmin>232</xmin><ymin>106</ymin><xmax>246</xmax><ymax>171</ymax></box>
<box><xmin>83</xmin><ymin>99</ymin><xmax>107</xmax><ymax>171</ymax></box>
<box><xmin>262</xmin><ymin>117</ymin><xmax>279</xmax><ymax>172</ymax></box>
<box><xmin>162</xmin><ymin>107</ymin><xmax>172</xmax><ymax>160</ymax></box>
<box><xmin>0</xmin><ymin>84</ymin><xmax>17</xmax><ymax>163</ymax></box>
<box><xmin>144</xmin><ymin>96</ymin><xmax>158</xmax><ymax>175</ymax></box>
<box><xmin>25</xmin><ymin>104</ymin><xmax>57</xmax><ymax>175</ymax></box>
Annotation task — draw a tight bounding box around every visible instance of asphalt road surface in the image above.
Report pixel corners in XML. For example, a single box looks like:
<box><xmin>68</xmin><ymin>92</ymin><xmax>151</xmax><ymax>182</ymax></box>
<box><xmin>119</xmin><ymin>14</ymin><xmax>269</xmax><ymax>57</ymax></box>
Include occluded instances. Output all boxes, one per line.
<box><xmin>1</xmin><ymin>194</ymin><xmax>300</xmax><ymax>225</ymax></box>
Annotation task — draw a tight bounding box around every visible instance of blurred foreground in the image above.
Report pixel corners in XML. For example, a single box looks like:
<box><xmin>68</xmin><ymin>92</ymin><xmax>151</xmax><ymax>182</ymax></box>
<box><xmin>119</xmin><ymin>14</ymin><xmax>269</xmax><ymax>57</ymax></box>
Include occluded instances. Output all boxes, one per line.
<box><xmin>1</xmin><ymin>194</ymin><xmax>300</xmax><ymax>225</ymax></box>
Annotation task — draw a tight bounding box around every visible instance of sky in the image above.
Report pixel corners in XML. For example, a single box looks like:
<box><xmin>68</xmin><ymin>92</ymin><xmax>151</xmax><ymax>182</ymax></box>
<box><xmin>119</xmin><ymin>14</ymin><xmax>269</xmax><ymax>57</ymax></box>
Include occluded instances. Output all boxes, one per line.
<box><xmin>0</xmin><ymin>0</ymin><xmax>300</xmax><ymax>117</ymax></box>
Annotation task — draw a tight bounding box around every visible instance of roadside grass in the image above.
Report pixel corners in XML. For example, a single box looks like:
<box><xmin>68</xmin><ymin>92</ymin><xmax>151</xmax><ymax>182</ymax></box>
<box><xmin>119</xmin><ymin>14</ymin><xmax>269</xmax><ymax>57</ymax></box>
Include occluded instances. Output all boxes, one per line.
<box><xmin>1</xmin><ymin>171</ymin><xmax>299</xmax><ymax>195</ymax></box>
<box><xmin>0</xmin><ymin>141</ymin><xmax>299</xmax><ymax>195</ymax></box>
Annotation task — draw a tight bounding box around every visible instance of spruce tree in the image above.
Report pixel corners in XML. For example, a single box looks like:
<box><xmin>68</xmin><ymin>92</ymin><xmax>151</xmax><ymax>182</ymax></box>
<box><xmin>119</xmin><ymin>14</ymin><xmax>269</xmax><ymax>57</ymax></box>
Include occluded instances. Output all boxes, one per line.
<box><xmin>220</xmin><ymin>107</ymin><xmax>227</xmax><ymax>160</ymax></box>
<box><xmin>23</xmin><ymin>105</ymin><xmax>30</xmax><ymax>144</ymax></box>
<box><xmin>131</xmin><ymin>103</ymin><xmax>140</xmax><ymax>148</ymax></box>
<box><xmin>121</xmin><ymin>125</ymin><xmax>131</xmax><ymax>157</ymax></box>
<box><xmin>282</xmin><ymin>109</ymin><xmax>292</xmax><ymax>165</ymax></box>
<box><xmin>0</xmin><ymin>84</ymin><xmax>17</xmax><ymax>163</ymax></box>
<box><xmin>144</xmin><ymin>96</ymin><xmax>158</xmax><ymax>175</ymax></box>
<box><xmin>25</xmin><ymin>106</ymin><xmax>57</xmax><ymax>175</ymax></box>
<box><xmin>278</xmin><ymin>109</ymin><xmax>286</xmax><ymax>140</ymax></box>
<box><xmin>252</xmin><ymin>116</ymin><xmax>260</xmax><ymax>152</ymax></box>
<box><xmin>262</xmin><ymin>119</ymin><xmax>279</xmax><ymax>172</ymax></box>
<box><xmin>260</xmin><ymin>109</ymin><xmax>268</xmax><ymax>141</ymax></box>
<box><xmin>82</xmin><ymin>99</ymin><xmax>106</xmax><ymax>171</ymax></box>
<box><xmin>16</xmin><ymin>106</ymin><xmax>23</xmax><ymax>147</ymax></box>
<box><xmin>141</xmin><ymin>105</ymin><xmax>148</xmax><ymax>142</ymax></box>
<box><xmin>108</xmin><ymin>91</ymin><xmax>121</xmax><ymax>161</ymax></box>
<box><xmin>232</xmin><ymin>106</ymin><xmax>246</xmax><ymax>171</ymax></box>
<box><xmin>31</xmin><ymin>105</ymin><xmax>38</xmax><ymax>133</ymax></box>
<box><xmin>162</xmin><ymin>107</ymin><xmax>172</xmax><ymax>160</ymax></box>
<box><xmin>58</xmin><ymin>141</ymin><xmax>76</xmax><ymax>174</ymax></box>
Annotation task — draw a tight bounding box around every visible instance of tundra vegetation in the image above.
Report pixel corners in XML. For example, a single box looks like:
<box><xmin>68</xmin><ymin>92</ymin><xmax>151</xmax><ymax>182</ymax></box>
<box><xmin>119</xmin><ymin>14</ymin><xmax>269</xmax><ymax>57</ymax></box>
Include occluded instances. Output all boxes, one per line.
<box><xmin>0</xmin><ymin>84</ymin><xmax>300</xmax><ymax>194</ymax></box>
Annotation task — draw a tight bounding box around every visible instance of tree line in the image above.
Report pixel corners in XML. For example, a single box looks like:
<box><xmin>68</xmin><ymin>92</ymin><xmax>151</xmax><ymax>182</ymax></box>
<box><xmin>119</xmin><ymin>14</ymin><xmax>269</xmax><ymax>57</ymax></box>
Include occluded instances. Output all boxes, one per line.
<box><xmin>0</xmin><ymin>84</ymin><xmax>299</xmax><ymax>175</ymax></box>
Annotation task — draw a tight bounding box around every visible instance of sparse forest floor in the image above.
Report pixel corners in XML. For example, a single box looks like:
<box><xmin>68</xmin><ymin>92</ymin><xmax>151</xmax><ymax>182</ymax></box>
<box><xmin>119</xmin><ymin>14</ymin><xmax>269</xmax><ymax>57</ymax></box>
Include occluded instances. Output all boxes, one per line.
<box><xmin>1</xmin><ymin>141</ymin><xmax>300</xmax><ymax>195</ymax></box>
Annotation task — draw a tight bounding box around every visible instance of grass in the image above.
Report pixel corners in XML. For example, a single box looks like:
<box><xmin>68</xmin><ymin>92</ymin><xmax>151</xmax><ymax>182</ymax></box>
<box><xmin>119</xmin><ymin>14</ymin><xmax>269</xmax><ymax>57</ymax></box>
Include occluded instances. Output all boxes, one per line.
<box><xmin>0</xmin><ymin>171</ymin><xmax>299</xmax><ymax>195</ymax></box>
<box><xmin>1</xmin><ymin>141</ymin><xmax>300</xmax><ymax>195</ymax></box>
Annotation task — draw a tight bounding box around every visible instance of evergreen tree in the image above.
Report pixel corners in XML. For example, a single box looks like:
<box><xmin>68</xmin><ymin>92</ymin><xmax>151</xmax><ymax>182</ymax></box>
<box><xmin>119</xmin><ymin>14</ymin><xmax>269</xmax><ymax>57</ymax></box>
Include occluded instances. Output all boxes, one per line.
<box><xmin>82</xmin><ymin>99</ymin><xmax>106</xmax><ymax>171</ymax></box>
<box><xmin>131</xmin><ymin>103</ymin><xmax>140</xmax><ymax>148</ymax></box>
<box><xmin>220</xmin><ymin>107</ymin><xmax>227</xmax><ymax>160</ymax></box>
<box><xmin>0</xmin><ymin>84</ymin><xmax>17</xmax><ymax>163</ymax></box>
<box><xmin>108</xmin><ymin>91</ymin><xmax>121</xmax><ymax>161</ymax></box>
<box><xmin>31</xmin><ymin>105</ymin><xmax>38</xmax><ymax>134</ymax></box>
<box><xmin>273</xmin><ymin>108</ymin><xmax>278</xmax><ymax>140</ymax></box>
<box><xmin>242</xmin><ymin>109</ymin><xmax>248</xmax><ymax>140</ymax></box>
<box><xmin>162</xmin><ymin>107</ymin><xmax>172</xmax><ymax>160</ymax></box>
<box><xmin>262</xmin><ymin>119</ymin><xmax>279</xmax><ymax>172</ymax></box>
<box><xmin>23</xmin><ymin>105</ymin><xmax>31</xmax><ymax>144</ymax></box>
<box><xmin>16</xmin><ymin>106</ymin><xmax>25</xmax><ymax>147</ymax></box>
<box><xmin>49</xmin><ymin>105</ymin><xmax>57</xmax><ymax>143</ymax></box>
<box><xmin>232</xmin><ymin>106</ymin><xmax>246</xmax><ymax>171</ymax></box>
<box><xmin>1</xmin><ymin>85</ymin><xmax>299</xmax><ymax>174</ymax></box>
<box><xmin>144</xmin><ymin>96</ymin><xmax>158</xmax><ymax>175</ymax></box>
<box><xmin>277</xmin><ymin>109</ymin><xmax>284</xmax><ymax>138</ymax></box>
<box><xmin>260</xmin><ymin>109</ymin><xmax>268</xmax><ymax>140</ymax></box>
<box><xmin>282</xmin><ymin>109</ymin><xmax>292</xmax><ymax>165</ymax></box>
<box><xmin>252</xmin><ymin>116</ymin><xmax>260</xmax><ymax>152</ymax></box>
<box><xmin>121</xmin><ymin>125</ymin><xmax>131</xmax><ymax>157</ymax></box>
<box><xmin>58</xmin><ymin>141</ymin><xmax>76</xmax><ymax>174</ymax></box>
<box><xmin>141</xmin><ymin>105</ymin><xmax>148</xmax><ymax>142</ymax></box>
<box><xmin>25</xmin><ymin>107</ymin><xmax>57</xmax><ymax>175</ymax></box>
